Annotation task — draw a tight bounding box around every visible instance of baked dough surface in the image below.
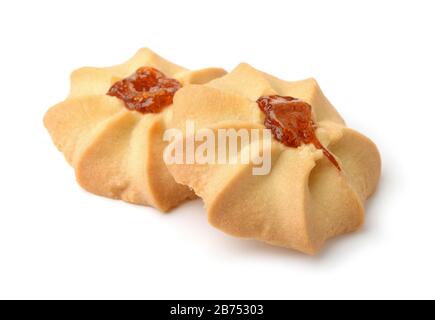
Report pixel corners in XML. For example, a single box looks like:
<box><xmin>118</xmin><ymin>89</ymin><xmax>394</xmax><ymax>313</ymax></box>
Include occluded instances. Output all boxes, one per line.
<box><xmin>167</xmin><ymin>63</ymin><xmax>381</xmax><ymax>253</ymax></box>
<box><xmin>44</xmin><ymin>48</ymin><xmax>226</xmax><ymax>211</ymax></box>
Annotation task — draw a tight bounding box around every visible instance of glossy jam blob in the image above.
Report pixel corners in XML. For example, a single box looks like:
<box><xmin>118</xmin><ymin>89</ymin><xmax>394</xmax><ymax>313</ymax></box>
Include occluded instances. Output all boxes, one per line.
<box><xmin>107</xmin><ymin>67</ymin><xmax>181</xmax><ymax>113</ymax></box>
<box><xmin>257</xmin><ymin>95</ymin><xmax>340</xmax><ymax>171</ymax></box>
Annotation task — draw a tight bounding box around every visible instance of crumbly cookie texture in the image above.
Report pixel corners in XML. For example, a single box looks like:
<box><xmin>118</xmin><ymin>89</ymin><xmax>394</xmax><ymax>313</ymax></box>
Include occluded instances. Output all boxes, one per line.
<box><xmin>167</xmin><ymin>63</ymin><xmax>381</xmax><ymax>254</ymax></box>
<box><xmin>44</xmin><ymin>48</ymin><xmax>226</xmax><ymax>211</ymax></box>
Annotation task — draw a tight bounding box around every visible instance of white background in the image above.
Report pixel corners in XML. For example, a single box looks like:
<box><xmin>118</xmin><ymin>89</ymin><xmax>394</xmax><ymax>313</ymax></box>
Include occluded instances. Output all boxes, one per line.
<box><xmin>0</xmin><ymin>0</ymin><xmax>434</xmax><ymax>300</ymax></box>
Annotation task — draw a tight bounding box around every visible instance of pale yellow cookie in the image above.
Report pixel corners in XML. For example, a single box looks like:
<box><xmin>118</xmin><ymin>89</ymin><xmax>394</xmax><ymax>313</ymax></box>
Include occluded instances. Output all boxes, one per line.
<box><xmin>167</xmin><ymin>63</ymin><xmax>381</xmax><ymax>253</ymax></box>
<box><xmin>44</xmin><ymin>48</ymin><xmax>226</xmax><ymax>211</ymax></box>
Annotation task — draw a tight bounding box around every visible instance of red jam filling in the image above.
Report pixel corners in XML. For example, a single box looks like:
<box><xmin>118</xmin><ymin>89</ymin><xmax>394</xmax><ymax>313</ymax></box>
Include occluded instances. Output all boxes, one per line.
<box><xmin>257</xmin><ymin>95</ymin><xmax>340</xmax><ymax>171</ymax></box>
<box><xmin>107</xmin><ymin>67</ymin><xmax>181</xmax><ymax>113</ymax></box>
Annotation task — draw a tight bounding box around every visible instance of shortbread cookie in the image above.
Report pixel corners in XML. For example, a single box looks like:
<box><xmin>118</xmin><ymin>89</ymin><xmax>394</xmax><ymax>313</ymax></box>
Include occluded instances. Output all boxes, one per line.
<box><xmin>44</xmin><ymin>48</ymin><xmax>226</xmax><ymax>211</ymax></box>
<box><xmin>167</xmin><ymin>63</ymin><xmax>381</xmax><ymax>253</ymax></box>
